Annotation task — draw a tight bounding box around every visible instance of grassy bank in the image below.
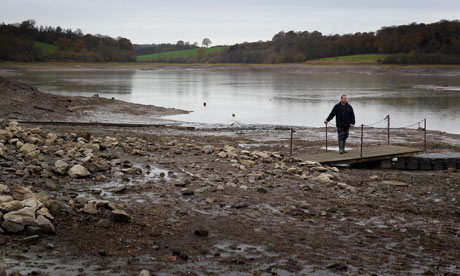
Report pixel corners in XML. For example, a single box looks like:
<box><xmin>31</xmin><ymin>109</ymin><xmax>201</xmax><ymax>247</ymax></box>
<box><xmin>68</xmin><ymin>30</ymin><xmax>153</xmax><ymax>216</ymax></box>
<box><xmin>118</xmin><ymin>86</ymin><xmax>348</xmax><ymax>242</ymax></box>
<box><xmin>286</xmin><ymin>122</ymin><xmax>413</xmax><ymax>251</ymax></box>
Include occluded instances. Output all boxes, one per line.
<box><xmin>33</xmin><ymin>41</ymin><xmax>58</xmax><ymax>54</ymax></box>
<box><xmin>137</xmin><ymin>47</ymin><xmax>226</xmax><ymax>62</ymax></box>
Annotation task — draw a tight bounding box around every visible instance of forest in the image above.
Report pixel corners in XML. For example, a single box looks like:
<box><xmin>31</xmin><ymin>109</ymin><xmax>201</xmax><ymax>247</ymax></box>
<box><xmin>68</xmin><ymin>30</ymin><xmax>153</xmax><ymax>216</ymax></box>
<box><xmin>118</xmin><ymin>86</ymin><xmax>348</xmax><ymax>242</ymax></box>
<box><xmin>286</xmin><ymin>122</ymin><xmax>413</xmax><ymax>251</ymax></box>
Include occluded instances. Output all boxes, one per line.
<box><xmin>215</xmin><ymin>20</ymin><xmax>460</xmax><ymax>64</ymax></box>
<box><xmin>0</xmin><ymin>20</ymin><xmax>136</xmax><ymax>62</ymax></box>
<box><xmin>1</xmin><ymin>20</ymin><xmax>460</xmax><ymax>64</ymax></box>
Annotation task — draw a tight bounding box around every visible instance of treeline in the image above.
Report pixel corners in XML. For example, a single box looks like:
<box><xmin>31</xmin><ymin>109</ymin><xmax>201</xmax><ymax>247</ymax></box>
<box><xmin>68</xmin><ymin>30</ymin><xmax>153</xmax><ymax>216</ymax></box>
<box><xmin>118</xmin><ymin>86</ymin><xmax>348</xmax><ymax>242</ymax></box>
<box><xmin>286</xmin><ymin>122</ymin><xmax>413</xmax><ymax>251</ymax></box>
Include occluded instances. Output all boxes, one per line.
<box><xmin>0</xmin><ymin>20</ymin><xmax>136</xmax><ymax>62</ymax></box>
<box><xmin>134</xmin><ymin>41</ymin><xmax>197</xmax><ymax>56</ymax></box>
<box><xmin>215</xmin><ymin>20</ymin><xmax>460</xmax><ymax>64</ymax></box>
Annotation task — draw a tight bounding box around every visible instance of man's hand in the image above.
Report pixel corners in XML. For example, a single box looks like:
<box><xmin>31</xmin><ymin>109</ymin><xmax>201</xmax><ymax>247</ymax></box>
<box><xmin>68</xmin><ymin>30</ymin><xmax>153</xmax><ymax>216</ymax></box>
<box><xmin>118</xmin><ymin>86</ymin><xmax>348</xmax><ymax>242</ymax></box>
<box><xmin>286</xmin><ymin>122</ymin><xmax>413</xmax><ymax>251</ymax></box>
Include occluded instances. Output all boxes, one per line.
<box><xmin>324</xmin><ymin>120</ymin><xmax>328</xmax><ymax>124</ymax></box>
<box><xmin>350</xmin><ymin>124</ymin><xmax>355</xmax><ymax>128</ymax></box>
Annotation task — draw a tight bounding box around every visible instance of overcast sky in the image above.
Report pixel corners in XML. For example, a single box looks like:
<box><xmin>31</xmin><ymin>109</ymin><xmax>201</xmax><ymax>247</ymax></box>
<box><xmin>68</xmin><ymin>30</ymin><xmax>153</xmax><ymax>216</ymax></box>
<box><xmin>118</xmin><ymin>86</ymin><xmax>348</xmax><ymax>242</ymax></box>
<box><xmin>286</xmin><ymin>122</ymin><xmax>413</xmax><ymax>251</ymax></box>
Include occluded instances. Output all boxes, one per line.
<box><xmin>1</xmin><ymin>0</ymin><xmax>459</xmax><ymax>45</ymax></box>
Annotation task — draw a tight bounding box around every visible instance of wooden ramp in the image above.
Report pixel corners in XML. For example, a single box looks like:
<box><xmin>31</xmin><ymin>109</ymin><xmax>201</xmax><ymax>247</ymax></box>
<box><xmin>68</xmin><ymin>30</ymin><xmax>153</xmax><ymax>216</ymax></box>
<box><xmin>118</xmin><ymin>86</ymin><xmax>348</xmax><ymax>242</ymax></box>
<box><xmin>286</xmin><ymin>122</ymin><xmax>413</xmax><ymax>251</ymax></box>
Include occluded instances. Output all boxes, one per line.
<box><xmin>303</xmin><ymin>145</ymin><xmax>424</xmax><ymax>165</ymax></box>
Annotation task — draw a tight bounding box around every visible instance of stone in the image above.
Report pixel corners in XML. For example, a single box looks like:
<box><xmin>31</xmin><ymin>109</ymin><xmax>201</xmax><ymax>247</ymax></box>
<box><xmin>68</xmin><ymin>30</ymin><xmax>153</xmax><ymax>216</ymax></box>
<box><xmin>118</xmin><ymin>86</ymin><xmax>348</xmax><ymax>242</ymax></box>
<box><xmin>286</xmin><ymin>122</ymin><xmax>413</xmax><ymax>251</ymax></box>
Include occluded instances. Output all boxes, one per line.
<box><xmin>77</xmin><ymin>130</ymin><xmax>91</xmax><ymax>141</ymax></box>
<box><xmin>44</xmin><ymin>179</ymin><xmax>57</xmax><ymax>190</ymax></box>
<box><xmin>1</xmin><ymin>200</ymin><xmax>24</xmax><ymax>212</ymax></box>
<box><xmin>369</xmin><ymin>175</ymin><xmax>379</xmax><ymax>180</ymax></box>
<box><xmin>36</xmin><ymin>215</ymin><xmax>55</xmax><ymax>233</ymax></box>
<box><xmin>111</xmin><ymin>209</ymin><xmax>131</xmax><ymax>222</ymax></box>
<box><xmin>0</xmin><ymin>184</ymin><xmax>10</xmax><ymax>195</ymax></box>
<box><xmin>1</xmin><ymin>217</ymin><xmax>24</xmax><ymax>233</ymax></box>
<box><xmin>314</xmin><ymin>173</ymin><xmax>334</xmax><ymax>185</ymax></box>
<box><xmin>252</xmin><ymin>150</ymin><xmax>270</xmax><ymax>160</ymax></box>
<box><xmin>11</xmin><ymin>185</ymin><xmax>34</xmax><ymax>201</ymax></box>
<box><xmin>22</xmin><ymin>198</ymin><xmax>43</xmax><ymax>209</ymax></box>
<box><xmin>0</xmin><ymin>129</ymin><xmax>14</xmax><ymax>140</ymax></box>
<box><xmin>68</xmin><ymin>164</ymin><xmax>90</xmax><ymax>178</ymax></box>
<box><xmin>0</xmin><ymin>146</ymin><xmax>9</xmax><ymax>160</ymax></box>
<box><xmin>256</xmin><ymin>187</ymin><xmax>267</xmax><ymax>193</ymax></box>
<box><xmin>0</xmin><ymin>195</ymin><xmax>13</xmax><ymax>204</ymax></box>
<box><xmin>37</xmin><ymin>207</ymin><xmax>54</xmax><ymax>220</ymax></box>
<box><xmin>0</xmin><ymin>234</ymin><xmax>6</xmax><ymax>245</ymax></box>
<box><xmin>121</xmin><ymin>167</ymin><xmax>142</xmax><ymax>175</ymax></box>
<box><xmin>138</xmin><ymin>270</ymin><xmax>152</xmax><ymax>276</ymax></box>
<box><xmin>96</xmin><ymin>219</ymin><xmax>111</xmax><ymax>228</ymax></box>
<box><xmin>202</xmin><ymin>145</ymin><xmax>214</xmax><ymax>154</ymax></box>
<box><xmin>54</xmin><ymin>159</ymin><xmax>69</xmax><ymax>175</ymax></box>
<box><xmin>83</xmin><ymin>201</ymin><xmax>98</xmax><ymax>215</ymax></box>
<box><xmin>240</xmin><ymin>159</ymin><xmax>256</xmax><ymax>167</ymax></box>
<box><xmin>382</xmin><ymin>180</ymin><xmax>407</xmax><ymax>186</ymax></box>
<box><xmin>18</xmin><ymin>143</ymin><xmax>38</xmax><ymax>154</ymax></box>
<box><xmin>217</xmin><ymin>151</ymin><xmax>228</xmax><ymax>158</ymax></box>
<box><xmin>4</xmin><ymin>207</ymin><xmax>36</xmax><ymax>220</ymax></box>
<box><xmin>310</xmin><ymin>166</ymin><xmax>328</xmax><ymax>172</ymax></box>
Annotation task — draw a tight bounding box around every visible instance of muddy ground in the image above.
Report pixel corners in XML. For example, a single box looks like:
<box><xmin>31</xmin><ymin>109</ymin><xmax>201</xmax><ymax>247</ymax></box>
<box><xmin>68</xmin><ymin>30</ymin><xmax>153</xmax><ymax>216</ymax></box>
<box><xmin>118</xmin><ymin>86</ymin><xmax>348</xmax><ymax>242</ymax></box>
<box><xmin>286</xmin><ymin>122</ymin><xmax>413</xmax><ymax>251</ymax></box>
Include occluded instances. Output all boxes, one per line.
<box><xmin>0</xmin><ymin>77</ymin><xmax>460</xmax><ymax>276</ymax></box>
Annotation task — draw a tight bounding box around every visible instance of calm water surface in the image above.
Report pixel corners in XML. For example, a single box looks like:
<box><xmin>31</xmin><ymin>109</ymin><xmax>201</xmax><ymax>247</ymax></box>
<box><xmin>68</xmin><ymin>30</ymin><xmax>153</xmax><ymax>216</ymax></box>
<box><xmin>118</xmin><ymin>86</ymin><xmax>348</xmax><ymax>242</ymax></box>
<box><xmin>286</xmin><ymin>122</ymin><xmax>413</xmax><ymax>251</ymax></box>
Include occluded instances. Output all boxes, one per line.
<box><xmin>12</xmin><ymin>69</ymin><xmax>460</xmax><ymax>133</ymax></box>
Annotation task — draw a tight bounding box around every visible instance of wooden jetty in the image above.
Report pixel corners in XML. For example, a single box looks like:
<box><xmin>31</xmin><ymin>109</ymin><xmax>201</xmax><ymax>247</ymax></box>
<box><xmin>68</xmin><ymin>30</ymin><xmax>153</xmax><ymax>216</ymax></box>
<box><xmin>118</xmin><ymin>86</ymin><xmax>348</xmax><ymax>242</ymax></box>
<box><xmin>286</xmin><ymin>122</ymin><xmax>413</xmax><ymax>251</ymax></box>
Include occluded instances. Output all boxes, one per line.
<box><xmin>303</xmin><ymin>145</ymin><xmax>424</xmax><ymax>165</ymax></box>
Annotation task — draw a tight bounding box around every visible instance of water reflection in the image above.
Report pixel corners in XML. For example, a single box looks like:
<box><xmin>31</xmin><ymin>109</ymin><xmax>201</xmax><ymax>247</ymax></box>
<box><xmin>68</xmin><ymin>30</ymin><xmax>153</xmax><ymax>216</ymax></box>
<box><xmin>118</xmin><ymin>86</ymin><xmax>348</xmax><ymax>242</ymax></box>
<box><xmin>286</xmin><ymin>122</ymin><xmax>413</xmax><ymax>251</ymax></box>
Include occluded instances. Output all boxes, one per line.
<box><xmin>12</xmin><ymin>69</ymin><xmax>460</xmax><ymax>133</ymax></box>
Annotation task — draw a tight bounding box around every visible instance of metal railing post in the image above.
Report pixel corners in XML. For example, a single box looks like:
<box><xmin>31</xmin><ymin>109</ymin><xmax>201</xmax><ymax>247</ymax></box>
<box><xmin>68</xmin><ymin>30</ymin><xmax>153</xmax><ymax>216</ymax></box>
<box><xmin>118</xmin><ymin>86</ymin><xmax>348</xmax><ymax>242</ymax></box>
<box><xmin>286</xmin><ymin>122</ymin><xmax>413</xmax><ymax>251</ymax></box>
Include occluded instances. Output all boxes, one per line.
<box><xmin>290</xmin><ymin>128</ymin><xmax>294</xmax><ymax>157</ymax></box>
<box><xmin>325</xmin><ymin>123</ymin><xmax>328</xmax><ymax>152</ymax></box>
<box><xmin>360</xmin><ymin>124</ymin><xmax>364</xmax><ymax>158</ymax></box>
<box><xmin>424</xmin><ymin>118</ymin><xmax>427</xmax><ymax>152</ymax></box>
<box><xmin>387</xmin><ymin>114</ymin><xmax>390</xmax><ymax>145</ymax></box>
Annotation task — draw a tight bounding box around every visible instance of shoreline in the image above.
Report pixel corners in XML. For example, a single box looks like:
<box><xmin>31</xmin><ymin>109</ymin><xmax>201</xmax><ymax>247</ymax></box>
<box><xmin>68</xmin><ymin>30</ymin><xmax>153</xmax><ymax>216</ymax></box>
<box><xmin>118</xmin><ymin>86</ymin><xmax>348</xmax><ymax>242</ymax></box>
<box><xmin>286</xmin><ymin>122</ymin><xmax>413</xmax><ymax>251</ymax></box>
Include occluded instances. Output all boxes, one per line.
<box><xmin>2</xmin><ymin>61</ymin><xmax>460</xmax><ymax>76</ymax></box>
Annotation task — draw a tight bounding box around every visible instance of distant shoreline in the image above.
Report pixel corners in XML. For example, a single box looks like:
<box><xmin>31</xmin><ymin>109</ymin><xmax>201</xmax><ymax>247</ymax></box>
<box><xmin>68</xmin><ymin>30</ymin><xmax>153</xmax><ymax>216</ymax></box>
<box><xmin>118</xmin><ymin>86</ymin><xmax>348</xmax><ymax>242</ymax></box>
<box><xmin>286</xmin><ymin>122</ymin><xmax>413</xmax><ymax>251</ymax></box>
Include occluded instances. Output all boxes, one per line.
<box><xmin>2</xmin><ymin>61</ymin><xmax>460</xmax><ymax>77</ymax></box>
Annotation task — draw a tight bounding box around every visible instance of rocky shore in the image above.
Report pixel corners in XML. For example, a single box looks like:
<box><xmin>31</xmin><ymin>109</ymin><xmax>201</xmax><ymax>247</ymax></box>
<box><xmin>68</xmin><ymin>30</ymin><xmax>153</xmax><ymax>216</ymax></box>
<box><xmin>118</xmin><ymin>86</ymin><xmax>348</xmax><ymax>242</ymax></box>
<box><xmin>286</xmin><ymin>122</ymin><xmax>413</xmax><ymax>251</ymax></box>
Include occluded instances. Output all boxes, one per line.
<box><xmin>0</xmin><ymin>77</ymin><xmax>459</xmax><ymax>275</ymax></box>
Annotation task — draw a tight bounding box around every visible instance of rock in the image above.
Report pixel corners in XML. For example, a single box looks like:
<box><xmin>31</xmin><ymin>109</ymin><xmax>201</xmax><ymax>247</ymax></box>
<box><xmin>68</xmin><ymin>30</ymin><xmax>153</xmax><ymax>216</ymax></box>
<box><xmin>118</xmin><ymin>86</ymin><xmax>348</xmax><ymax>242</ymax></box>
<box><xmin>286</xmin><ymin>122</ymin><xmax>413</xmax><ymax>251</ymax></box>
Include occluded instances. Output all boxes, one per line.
<box><xmin>314</xmin><ymin>173</ymin><xmax>334</xmax><ymax>185</ymax></box>
<box><xmin>0</xmin><ymin>146</ymin><xmax>9</xmax><ymax>160</ymax></box>
<box><xmin>0</xmin><ymin>234</ymin><xmax>6</xmax><ymax>245</ymax></box>
<box><xmin>121</xmin><ymin>167</ymin><xmax>142</xmax><ymax>175</ymax></box>
<box><xmin>240</xmin><ymin>159</ymin><xmax>256</xmax><ymax>167</ymax></box>
<box><xmin>310</xmin><ymin>166</ymin><xmax>328</xmax><ymax>172</ymax></box>
<box><xmin>232</xmin><ymin>202</ymin><xmax>249</xmax><ymax>209</ymax></box>
<box><xmin>44</xmin><ymin>179</ymin><xmax>57</xmax><ymax>190</ymax></box>
<box><xmin>202</xmin><ymin>145</ymin><xmax>214</xmax><ymax>154</ymax></box>
<box><xmin>68</xmin><ymin>165</ymin><xmax>90</xmax><ymax>178</ymax></box>
<box><xmin>83</xmin><ymin>201</ymin><xmax>98</xmax><ymax>215</ymax></box>
<box><xmin>251</xmin><ymin>150</ymin><xmax>270</xmax><ymax>160</ymax></box>
<box><xmin>326</xmin><ymin>262</ymin><xmax>347</xmax><ymax>271</ymax></box>
<box><xmin>11</xmin><ymin>185</ymin><xmax>34</xmax><ymax>201</ymax></box>
<box><xmin>224</xmin><ymin>145</ymin><xmax>237</xmax><ymax>153</ymax></box>
<box><xmin>138</xmin><ymin>269</ymin><xmax>152</xmax><ymax>276</ymax></box>
<box><xmin>37</xmin><ymin>207</ymin><xmax>54</xmax><ymax>220</ymax></box>
<box><xmin>256</xmin><ymin>187</ymin><xmax>267</xmax><ymax>193</ymax></box>
<box><xmin>111</xmin><ymin>209</ymin><xmax>131</xmax><ymax>222</ymax></box>
<box><xmin>0</xmin><ymin>129</ymin><xmax>14</xmax><ymax>140</ymax></box>
<box><xmin>22</xmin><ymin>198</ymin><xmax>43</xmax><ymax>209</ymax></box>
<box><xmin>287</xmin><ymin>167</ymin><xmax>302</xmax><ymax>174</ymax></box>
<box><xmin>194</xmin><ymin>229</ymin><xmax>209</xmax><ymax>237</ymax></box>
<box><xmin>54</xmin><ymin>160</ymin><xmax>69</xmax><ymax>175</ymax></box>
<box><xmin>181</xmin><ymin>190</ymin><xmax>194</xmax><ymax>196</ymax></box>
<box><xmin>217</xmin><ymin>151</ymin><xmax>228</xmax><ymax>158</ymax></box>
<box><xmin>0</xmin><ymin>195</ymin><xmax>13</xmax><ymax>204</ymax></box>
<box><xmin>1</xmin><ymin>215</ymin><xmax>25</xmax><ymax>232</ymax></box>
<box><xmin>382</xmin><ymin>180</ymin><xmax>407</xmax><ymax>186</ymax></box>
<box><xmin>36</xmin><ymin>215</ymin><xmax>55</xmax><ymax>233</ymax></box>
<box><xmin>77</xmin><ymin>130</ymin><xmax>91</xmax><ymax>141</ymax></box>
<box><xmin>18</xmin><ymin>143</ymin><xmax>38</xmax><ymax>154</ymax></box>
<box><xmin>1</xmin><ymin>200</ymin><xmax>24</xmax><ymax>212</ymax></box>
<box><xmin>330</xmin><ymin>167</ymin><xmax>340</xmax><ymax>173</ymax></box>
<box><xmin>369</xmin><ymin>175</ymin><xmax>379</xmax><ymax>180</ymax></box>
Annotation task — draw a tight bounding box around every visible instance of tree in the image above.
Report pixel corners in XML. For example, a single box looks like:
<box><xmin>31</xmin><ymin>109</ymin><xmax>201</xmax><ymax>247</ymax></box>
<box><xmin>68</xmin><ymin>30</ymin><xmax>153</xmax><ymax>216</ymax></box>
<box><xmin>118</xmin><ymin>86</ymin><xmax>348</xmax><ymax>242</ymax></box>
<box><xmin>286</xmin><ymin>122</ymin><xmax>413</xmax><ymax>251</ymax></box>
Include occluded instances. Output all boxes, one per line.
<box><xmin>176</xmin><ymin>40</ymin><xmax>184</xmax><ymax>46</ymax></box>
<box><xmin>202</xmin><ymin>38</ymin><xmax>211</xmax><ymax>47</ymax></box>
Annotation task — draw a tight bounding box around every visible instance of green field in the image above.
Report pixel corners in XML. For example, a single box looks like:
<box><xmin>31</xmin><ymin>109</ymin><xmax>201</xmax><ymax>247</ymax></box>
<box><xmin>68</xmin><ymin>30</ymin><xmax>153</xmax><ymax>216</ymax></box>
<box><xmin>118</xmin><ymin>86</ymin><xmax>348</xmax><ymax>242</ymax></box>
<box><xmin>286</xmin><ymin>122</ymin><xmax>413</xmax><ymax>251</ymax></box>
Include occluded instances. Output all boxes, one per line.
<box><xmin>316</xmin><ymin>53</ymin><xmax>390</xmax><ymax>62</ymax></box>
<box><xmin>137</xmin><ymin>47</ymin><xmax>226</xmax><ymax>62</ymax></box>
<box><xmin>33</xmin><ymin>41</ymin><xmax>58</xmax><ymax>54</ymax></box>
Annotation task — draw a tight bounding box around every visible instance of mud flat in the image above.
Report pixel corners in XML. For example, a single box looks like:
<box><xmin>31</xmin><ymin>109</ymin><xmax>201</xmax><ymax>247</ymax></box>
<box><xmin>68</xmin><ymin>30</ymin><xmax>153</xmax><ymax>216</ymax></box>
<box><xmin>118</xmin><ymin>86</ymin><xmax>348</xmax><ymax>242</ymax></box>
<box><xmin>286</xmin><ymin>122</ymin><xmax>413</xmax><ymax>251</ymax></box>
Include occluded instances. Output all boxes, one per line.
<box><xmin>0</xmin><ymin>78</ymin><xmax>459</xmax><ymax>275</ymax></box>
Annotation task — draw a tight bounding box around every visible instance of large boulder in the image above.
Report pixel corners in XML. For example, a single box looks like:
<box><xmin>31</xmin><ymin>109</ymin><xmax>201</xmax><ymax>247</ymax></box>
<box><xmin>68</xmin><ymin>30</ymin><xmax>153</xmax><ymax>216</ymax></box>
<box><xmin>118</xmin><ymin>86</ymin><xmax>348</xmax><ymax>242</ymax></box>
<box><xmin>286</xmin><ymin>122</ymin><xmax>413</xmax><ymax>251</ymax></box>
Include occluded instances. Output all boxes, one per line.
<box><xmin>68</xmin><ymin>165</ymin><xmax>90</xmax><ymax>178</ymax></box>
<box><xmin>314</xmin><ymin>173</ymin><xmax>335</xmax><ymax>185</ymax></box>
<box><xmin>0</xmin><ymin>200</ymin><xmax>24</xmax><ymax>212</ymax></box>
<box><xmin>0</xmin><ymin>130</ymin><xmax>13</xmax><ymax>140</ymax></box>
<box><xmin>0</xmin><ymin>195</ymin><xmax>13</xmax><ymax>204</ymax></box>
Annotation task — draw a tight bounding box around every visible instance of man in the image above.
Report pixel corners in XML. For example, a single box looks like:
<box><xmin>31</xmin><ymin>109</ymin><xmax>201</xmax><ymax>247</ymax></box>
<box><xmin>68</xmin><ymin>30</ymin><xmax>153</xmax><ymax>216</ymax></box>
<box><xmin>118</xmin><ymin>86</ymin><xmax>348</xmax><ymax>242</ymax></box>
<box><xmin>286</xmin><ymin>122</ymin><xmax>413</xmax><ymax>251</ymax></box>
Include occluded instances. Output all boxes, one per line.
<box><xmin>324</xmin><ymin>95</ymin><xmax>355</xmax><ymax>154</ymax></box>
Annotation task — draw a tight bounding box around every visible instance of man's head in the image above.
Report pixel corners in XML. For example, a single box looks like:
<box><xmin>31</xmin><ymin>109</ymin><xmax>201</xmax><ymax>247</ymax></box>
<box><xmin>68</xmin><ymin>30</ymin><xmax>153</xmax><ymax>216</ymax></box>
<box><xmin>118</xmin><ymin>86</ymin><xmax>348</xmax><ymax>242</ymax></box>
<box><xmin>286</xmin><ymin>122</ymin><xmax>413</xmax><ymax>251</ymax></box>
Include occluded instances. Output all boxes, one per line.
<box><xmin>340</xmin><ymin>95</ymin><xmax>348</xmax><ymax>105</ymax></box>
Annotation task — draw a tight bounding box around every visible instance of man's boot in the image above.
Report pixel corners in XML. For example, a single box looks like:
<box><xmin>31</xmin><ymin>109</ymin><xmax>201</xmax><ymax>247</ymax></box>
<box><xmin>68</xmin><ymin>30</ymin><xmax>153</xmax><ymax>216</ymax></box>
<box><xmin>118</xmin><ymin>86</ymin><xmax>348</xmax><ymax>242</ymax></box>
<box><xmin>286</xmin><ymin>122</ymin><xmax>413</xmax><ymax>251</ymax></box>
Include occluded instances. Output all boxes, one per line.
<box><xmin>338</xmin><ymin>140</ymin><xmax>344</xmax><ymax>154</ymax></box>
<box><xmin>343</xmin><ymin>139</ymin><xmax>348</xmax><ymax>153</ymax></box>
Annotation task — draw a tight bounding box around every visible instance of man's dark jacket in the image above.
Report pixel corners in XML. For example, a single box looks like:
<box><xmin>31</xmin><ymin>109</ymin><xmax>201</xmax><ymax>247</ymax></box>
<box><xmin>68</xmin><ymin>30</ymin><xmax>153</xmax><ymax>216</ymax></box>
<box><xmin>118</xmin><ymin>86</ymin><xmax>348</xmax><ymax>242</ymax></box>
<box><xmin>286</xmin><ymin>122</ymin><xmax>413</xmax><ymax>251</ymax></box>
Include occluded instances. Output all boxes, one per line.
<box><xmin>326</xmin><ymin>102</ymin><xmax>355</xmax><ymax>128</ymax></box>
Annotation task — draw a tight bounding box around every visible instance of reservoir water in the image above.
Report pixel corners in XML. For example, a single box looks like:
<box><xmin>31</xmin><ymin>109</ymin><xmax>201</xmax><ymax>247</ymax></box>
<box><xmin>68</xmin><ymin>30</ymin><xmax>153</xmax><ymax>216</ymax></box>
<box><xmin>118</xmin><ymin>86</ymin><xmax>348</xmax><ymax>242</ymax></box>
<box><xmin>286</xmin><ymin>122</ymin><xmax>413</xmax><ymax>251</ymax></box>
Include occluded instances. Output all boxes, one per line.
<box><xmin>12</xmin><ymin>68</ymin><xmax>460</xmax><ymax>134</ymax></box>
